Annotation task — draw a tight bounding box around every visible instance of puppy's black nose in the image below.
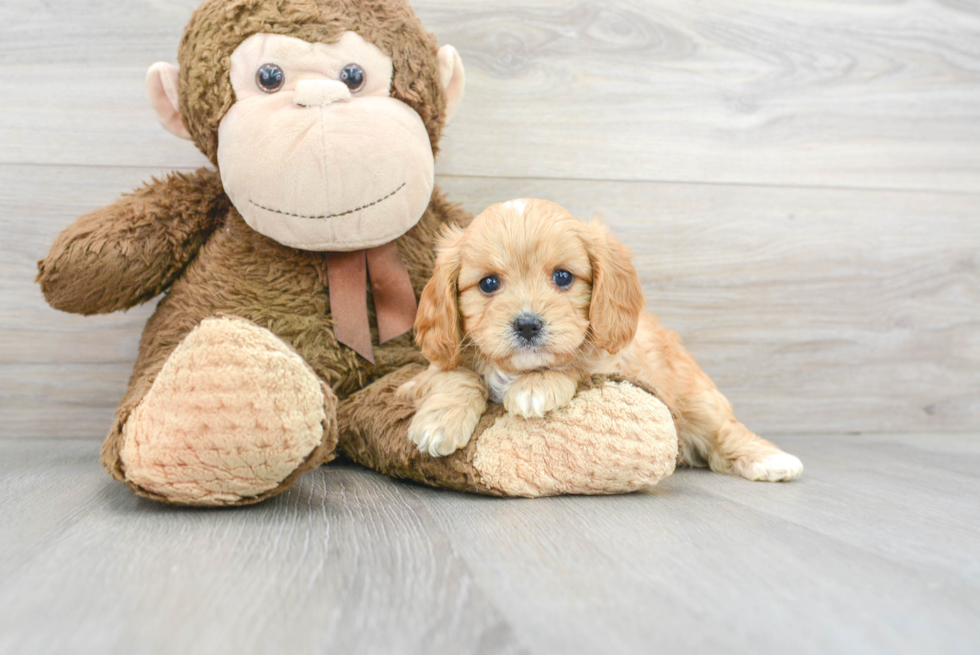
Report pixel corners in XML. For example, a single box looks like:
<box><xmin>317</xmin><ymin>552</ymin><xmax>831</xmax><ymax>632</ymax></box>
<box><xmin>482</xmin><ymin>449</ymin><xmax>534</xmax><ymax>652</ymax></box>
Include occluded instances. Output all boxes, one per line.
<box><xmin>513</xmin><ymin>314</ymin><xmax>544</xmax><ymax>343</ymax></box>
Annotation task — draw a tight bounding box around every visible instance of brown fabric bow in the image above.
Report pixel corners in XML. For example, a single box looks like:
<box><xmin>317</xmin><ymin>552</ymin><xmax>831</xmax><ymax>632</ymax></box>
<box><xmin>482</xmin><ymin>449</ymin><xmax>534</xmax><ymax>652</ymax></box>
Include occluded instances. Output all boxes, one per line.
<box><xmin>325</xmin><ymin>241</ymin><xmax>418</xmax><ymax>364</ymax></box>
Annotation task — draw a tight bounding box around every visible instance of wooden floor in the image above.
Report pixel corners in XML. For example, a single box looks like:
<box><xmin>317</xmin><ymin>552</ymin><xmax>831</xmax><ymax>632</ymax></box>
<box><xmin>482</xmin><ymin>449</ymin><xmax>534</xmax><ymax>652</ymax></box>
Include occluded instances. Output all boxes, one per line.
<box><xmin>2</xmin><ymin>1</ymin><xmax>979</xmax><ymax>653</ymax></box>
<box><xmin>1</xmin><ymin>434</ymin><xmax>978</xmax><ymax>655</ymax></box>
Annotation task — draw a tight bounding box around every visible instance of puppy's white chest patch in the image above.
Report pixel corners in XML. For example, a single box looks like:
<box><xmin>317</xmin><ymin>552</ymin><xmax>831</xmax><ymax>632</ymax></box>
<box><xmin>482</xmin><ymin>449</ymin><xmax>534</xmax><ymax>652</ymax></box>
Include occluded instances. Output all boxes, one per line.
<box><xmin>485</xmin><ymin>368</ymin><xmax>520</xmax><ymax>404</ymax></box>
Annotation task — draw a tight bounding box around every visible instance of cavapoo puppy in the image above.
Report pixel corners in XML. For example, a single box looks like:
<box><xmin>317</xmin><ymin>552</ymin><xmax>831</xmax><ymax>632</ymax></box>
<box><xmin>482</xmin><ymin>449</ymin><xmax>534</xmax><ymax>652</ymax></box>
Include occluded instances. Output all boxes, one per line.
<box><xmin>397</xmin><ymin>199</ymin><xmax>802</xmax><ymax>482</ymax></box>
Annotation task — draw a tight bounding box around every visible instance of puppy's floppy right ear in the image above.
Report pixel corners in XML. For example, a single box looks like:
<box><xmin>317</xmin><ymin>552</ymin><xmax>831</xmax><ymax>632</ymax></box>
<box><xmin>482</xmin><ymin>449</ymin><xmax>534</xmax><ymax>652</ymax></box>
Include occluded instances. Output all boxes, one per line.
<box><xmin>415</xmin><ymin>225</ymin><xmax>465</xmax><ymax>369</ymax></box>
<box><xmin>585</xmin><ymin>221</ymin><xmax>645</xmax><ymax>354</ymax></box>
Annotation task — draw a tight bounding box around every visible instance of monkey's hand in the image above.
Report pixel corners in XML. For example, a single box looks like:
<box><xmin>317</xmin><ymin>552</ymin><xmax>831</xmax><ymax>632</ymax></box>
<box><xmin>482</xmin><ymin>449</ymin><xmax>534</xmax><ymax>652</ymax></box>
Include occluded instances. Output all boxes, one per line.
<box><xmin>37</xmin><ymin>168</ymin><xmax>227</xmax><ymax>315</ymax></box>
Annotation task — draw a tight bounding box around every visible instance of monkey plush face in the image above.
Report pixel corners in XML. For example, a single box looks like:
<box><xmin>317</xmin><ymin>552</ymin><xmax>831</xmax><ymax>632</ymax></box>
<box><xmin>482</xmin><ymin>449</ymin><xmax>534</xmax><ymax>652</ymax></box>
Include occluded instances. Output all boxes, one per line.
<box><xmin>146</xmin><ymin>0</ymin><xmax>465</xmax><ymax>253</ymax></box>
<box><xmin>217</xmin><ymin>32</ymin><xmax>434</xmax><ymax>251</ymax></box>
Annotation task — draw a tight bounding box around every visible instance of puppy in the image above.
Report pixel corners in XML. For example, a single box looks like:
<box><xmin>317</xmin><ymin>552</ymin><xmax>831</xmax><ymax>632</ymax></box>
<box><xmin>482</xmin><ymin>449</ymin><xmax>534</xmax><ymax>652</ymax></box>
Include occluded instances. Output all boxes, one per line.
<box><xmin>398</xmin><ymin>199</ymin><xmax>802</xmax><ymax>482</ymax></box>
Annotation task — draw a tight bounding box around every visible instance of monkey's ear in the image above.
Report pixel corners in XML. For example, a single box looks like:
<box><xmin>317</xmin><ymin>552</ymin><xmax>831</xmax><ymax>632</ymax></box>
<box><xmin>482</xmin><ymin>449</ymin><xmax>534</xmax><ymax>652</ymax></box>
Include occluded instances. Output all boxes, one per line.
<box><xmin>437</xmin><ymin>45</ymin><xmax>466</xmax><ymax>124</ymax></box>
<box><xmin>146</xmin><ymin>62</ymin><xmax>192</xmax><ymax>140</ymax></box>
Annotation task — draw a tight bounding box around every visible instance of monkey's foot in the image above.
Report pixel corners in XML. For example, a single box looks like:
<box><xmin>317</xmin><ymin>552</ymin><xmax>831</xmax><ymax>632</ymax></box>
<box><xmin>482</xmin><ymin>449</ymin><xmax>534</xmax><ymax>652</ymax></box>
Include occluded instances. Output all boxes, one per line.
<box><xmin>119</xmin><ymin>317</ymin><xmax>337</xmax><ymax>506</ymax></box>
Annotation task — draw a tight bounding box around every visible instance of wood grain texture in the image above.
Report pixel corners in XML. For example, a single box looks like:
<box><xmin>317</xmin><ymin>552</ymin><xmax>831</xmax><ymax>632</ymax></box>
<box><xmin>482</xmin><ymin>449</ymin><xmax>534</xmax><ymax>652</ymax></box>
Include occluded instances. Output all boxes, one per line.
<box><xmin>684</xmin><ymin>433</ymin><xmax>980</xmax><ymax>585</ymax></box>
<box><xmin>3</xmin><ymin>2</ymin><xmax>979</xmax><ymax>653</ymax></box>
<box><xmin>5</xmin><ymin>165</ymin><xmax>978</xmax><ymax>437</ymax></box>
<box><xmin>1</xmin><ymin>435</ymin><xmax>978</xmax><ymax>655</ymax></box>
<box><xmin>1</xmin><ymin>1</ymin><xmax>979</xmax><ymax>191</ymax></box>
<box><xmin>422</xmin><ymin>438</ymin><xmax>980</xmax><ymax>654</ymax></box>
<box><xmin>0</xmin><ymin>440</ymin><xmax>528</xmax><ymax>655</ymax></box>
<box><xmin>443</xmin><ymin>176</ymin><xmax>980</xmax><ymax>435</ymax></box>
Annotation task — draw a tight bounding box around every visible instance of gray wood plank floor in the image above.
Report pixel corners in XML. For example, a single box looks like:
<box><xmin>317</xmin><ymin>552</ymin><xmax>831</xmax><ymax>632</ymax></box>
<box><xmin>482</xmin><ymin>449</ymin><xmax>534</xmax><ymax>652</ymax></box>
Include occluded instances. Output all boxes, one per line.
<box><xmin>1</xmin><ymin>435</ymin><xmax>978</xmax><ymax>655</ymax></box>
<box><xmin>2</xmin><ymin>1</ymin><xmax>979</xmax><ymax>653</ymax></box>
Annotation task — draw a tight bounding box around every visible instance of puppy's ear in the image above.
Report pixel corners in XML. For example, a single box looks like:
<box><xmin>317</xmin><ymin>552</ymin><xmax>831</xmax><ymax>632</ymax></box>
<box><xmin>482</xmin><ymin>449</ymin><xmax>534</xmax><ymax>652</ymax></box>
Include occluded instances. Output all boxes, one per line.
<box><xmin>584</xmin><ymin>222</ymin><xmax>645</xmax><ymax>354</ymax></box>
<box><xmin>415</xmin><ymin>225</ymin><xmax>465</xmax><ymax>369</ymax></box>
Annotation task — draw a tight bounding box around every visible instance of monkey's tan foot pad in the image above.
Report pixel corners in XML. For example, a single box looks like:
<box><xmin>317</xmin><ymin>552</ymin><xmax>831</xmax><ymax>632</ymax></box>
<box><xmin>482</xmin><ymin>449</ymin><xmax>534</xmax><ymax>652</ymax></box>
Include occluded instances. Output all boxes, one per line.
<box><xmin>120</xmin><ymin>317</ymin><xmax>338</xmax><ymax>506</ymax></box>
<box><xmin>339</xmin><ymin>365</ymin><xmax>678</xmax><ymax>497</ymax></box>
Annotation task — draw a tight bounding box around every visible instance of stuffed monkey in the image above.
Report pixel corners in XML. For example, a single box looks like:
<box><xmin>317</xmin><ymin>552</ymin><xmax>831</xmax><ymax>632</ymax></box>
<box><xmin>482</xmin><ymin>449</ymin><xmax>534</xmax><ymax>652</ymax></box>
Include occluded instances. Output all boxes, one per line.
<box><xmin>37</xmin><ymin>0</ymin><xmax>678</xmax><ymax>506</ymax></box>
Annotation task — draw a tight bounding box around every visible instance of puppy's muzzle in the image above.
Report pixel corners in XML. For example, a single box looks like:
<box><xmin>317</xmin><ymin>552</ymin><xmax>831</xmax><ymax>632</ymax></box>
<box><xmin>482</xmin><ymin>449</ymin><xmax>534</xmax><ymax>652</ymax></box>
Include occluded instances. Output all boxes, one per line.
<box><xmin>512</xmin><ymin>313</ymin><xmax>545</xmax><ymax>347</ymax></box>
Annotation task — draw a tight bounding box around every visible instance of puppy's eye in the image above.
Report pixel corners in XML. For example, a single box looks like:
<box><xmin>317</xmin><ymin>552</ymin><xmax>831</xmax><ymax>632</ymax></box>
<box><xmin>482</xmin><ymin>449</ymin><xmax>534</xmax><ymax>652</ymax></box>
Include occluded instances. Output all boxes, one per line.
<box><xmin>256</xmin><ymin>64</ymin><xmax>285</xmax><ymax>93</ymax></box>
<box><xmin>479</xmin><ymin>276</ymin><xmax>501</xmax><ymax>294</ymax></box>
<box><xmin>553</xmin><ymin>269</ymin><xmax>574</xmax><ymax>289</ymax></box>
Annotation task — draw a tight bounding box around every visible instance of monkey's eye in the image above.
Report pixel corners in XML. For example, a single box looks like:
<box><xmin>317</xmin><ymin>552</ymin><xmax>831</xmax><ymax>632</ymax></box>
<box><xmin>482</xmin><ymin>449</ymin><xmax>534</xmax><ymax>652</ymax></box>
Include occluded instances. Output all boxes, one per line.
<box><xmin>340</xmin><ymin>63</ymin><xmax>366</xmax><ymax>92</ymax></box>
<box><xmin>553</xmin><ymin>270</ymin><xmax>574</xmax><ymax>289</ymax></box>
<box><xmin>256</xmin><ymin>64</ymin><xmax>285</xmax><ymax>93</ymax></box>
<box><xmin>479</xmin><ymin>276</ymin><xmax>501</xmax><ymax>295</ymax></box>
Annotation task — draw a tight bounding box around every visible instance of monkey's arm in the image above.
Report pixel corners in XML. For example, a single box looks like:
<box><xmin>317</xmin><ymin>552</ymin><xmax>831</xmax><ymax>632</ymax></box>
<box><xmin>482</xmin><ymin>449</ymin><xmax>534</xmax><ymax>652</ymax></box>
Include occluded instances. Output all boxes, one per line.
<box><xmin>37</xmin><ymin>168</ymin><xmax>228</xmax><ymax>315</ymax></box>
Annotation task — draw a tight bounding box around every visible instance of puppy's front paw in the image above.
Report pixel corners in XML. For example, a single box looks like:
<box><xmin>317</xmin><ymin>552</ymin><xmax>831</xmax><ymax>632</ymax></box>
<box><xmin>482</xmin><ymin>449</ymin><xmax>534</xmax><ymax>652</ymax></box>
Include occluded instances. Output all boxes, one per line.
<box><xmin>735</xmin><ymin>452</ymin><xmax>804</xmax><ymax>482</ymax></box>
<box><xmin>408</xmin><ymin>403</ymin><xmax>481</xmax><ymax>458</ymax></box>
<box><xmin>503</xmin><ymin>372</ymin><xmax>577</xmax><ymax>419</ymax></box>
<box><xmin>396</xmin><ymin>378</ymin><xmax>420</xmax><ymax>401</ymax></box>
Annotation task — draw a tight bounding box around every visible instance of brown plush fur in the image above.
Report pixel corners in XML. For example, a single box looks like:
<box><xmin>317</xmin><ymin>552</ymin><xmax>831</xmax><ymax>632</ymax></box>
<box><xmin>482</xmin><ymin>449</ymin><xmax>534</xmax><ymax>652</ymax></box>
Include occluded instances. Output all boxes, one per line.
<box><xmin>37</xmin><ymin>0</ymin><xmax>679</xmax><ymax>504</ymax></box>
<box><xmin>338</xmin><ymin>365</ymin><xmax>678</xmax><ymax>497</ymax></box>
<box><xmin>408</xmin><ymin>199</ymin><xmax>802</xmax><ymax>481</ymax></box>
<box><xmin>37</xmin><ymin>170</ymin><xmax>229</xmax><ymax>316</ymax></box>
<box><xmin>80</xmin><ymin>184</ymin><xmax>470</xmax><ymax>494</ymax></box>
<box><xmin>36</xmin><ymin>0</ymin><xmax>470</xmax><ymax>504</ymax></box>
<box><xmin>338</xmin><ymin>365</ymin><xmax>501</xmax><ymax>495</ymax></box>
<box><xmin>179</xmin><ymin>0</ymin><xmax>448</xmax><ymax>164</ymax></box>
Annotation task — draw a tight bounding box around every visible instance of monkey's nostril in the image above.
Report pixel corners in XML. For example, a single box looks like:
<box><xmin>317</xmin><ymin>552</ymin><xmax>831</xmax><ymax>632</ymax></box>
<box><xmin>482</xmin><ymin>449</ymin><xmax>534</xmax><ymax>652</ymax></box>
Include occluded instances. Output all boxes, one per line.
<box><xmin>513</xmin><ymin>314</ymin><xmax>544</xmax><ymax>343</ymax></box>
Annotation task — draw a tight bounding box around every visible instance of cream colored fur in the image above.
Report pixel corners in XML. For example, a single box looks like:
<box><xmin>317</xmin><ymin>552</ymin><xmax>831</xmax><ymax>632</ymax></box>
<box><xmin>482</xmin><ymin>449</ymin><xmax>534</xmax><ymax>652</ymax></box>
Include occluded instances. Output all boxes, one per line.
<box><xmin>148</xmin><ymin>31</ymin><xmax>466</xmax><ymax>254</ymax></box>
<box><xmin>471</xmin><ymin>381</ymin><xmax>678</xmax><ymax>496</ymax></box>
<box><xmin>405</xmin><ymin>199</ymin><xmax>803</xmax><ymax>482</ymax></box>
<box><xmin>398</xmin><ymin>365</ymin><xmax>487</xmax><ymax>457</ymax></box>
<box><xmin>120</xmin><ymin>317</ymin><xmax>330</xmax><ymax>504</ymax></box>
<box><xmin>502</xmin><ymin>370</ymin><xmax>577</xmax><ymax>418</ymax></box>
<box><xmin>218</xmin><ymin>32</ymin><xmax>433</xmax><ymax>252</ymax></box>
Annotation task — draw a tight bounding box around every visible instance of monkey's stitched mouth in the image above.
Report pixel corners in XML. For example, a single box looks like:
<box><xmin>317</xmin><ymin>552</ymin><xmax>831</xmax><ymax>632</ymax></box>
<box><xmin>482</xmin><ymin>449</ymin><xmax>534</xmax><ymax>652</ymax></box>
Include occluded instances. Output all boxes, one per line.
<box><xmin>248</xmin><ymin>182</ymin><xmax>407</xmax><ymax>220</ymax></box>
